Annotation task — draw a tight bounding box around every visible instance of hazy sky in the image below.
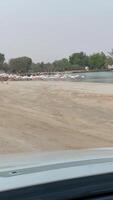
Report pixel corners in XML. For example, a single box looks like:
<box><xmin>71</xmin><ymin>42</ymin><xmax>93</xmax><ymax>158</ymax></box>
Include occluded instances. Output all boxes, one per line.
<box><xmin>0</xmin><ymin>0</ymin><xmax>113</xmax><ymax>62</ymax></box>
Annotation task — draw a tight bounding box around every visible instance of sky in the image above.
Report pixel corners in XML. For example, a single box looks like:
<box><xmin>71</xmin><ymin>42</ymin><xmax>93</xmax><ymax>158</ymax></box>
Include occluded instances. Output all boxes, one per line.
<box><xmin>0</xmin><ymin>0</ymin><xmax>113</xmax><ymax>63</ymax></box>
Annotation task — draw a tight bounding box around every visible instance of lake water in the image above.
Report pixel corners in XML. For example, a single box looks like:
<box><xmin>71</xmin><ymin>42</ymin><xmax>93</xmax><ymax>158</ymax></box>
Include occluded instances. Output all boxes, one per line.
<box><xmin>78</xmin><ymin>71</ymin><xmax>113</xmax><ymax>83</ymax></box>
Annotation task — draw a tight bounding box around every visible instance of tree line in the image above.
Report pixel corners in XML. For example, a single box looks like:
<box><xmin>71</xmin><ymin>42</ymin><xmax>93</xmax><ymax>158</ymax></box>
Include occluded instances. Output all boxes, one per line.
<box><xmin>0</xmin><ymin>50</ymin><xmax>113</xmax><ymax>74</ymax></box>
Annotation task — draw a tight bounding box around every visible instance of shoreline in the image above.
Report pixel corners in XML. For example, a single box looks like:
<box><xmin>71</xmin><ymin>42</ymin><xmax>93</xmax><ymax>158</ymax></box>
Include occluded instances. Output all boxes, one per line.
<box><xmin>11</xmin><ymin>81</ymin><xmax>113</xmax><ymax>95</ymax></box>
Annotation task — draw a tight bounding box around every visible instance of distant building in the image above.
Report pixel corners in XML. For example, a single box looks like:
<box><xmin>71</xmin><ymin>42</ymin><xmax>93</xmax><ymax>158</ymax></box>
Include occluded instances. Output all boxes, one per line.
<box><xmin>85</xmin><ymin>66</ymin><xmax>89</xmax><ymax>71</ymax></box>
<box><xmin>107</xmin><ymin>65</ymin><xmax>113</xmax><ymax>70</ymax></box>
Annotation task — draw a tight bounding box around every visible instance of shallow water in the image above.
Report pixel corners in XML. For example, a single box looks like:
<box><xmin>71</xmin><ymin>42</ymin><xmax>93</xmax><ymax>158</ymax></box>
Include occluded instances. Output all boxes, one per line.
<box><xmin>77</xmin><ymin>71</ymin><xmax>113</xmax><ymax>83</ymax></box>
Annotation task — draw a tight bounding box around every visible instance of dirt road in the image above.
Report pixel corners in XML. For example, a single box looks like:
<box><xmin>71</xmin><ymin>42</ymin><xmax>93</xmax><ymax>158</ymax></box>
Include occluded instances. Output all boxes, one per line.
<box><xmin>0</xmin><ymin>81</ymin><xmax>113</xmax><ymax>153</ymax></box>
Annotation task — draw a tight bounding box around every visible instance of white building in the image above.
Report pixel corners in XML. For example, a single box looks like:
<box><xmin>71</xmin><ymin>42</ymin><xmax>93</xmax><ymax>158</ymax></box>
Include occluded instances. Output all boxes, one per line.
<box><xmin>107</xmin><ymin>65</ymin><xmax>113</xmax><ymax>70</ymax></box>
<box><xmin>85</xmin><ymin>66</ymin><xmax>89</xmax><ymax>71</ymax></box>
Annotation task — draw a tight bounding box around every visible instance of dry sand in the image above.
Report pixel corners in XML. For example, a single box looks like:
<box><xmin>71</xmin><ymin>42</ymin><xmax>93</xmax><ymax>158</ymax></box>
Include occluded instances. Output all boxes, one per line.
<box><xmin>0</xmin><ymin>81</ymin><xmax>113</xmax><ymax>153</ymax></box>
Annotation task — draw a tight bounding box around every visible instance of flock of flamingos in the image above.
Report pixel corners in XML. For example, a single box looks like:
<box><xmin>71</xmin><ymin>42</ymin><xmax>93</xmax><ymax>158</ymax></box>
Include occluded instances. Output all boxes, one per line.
<box><xmin>0</xmin><ymin>73</ymin><xmax>85</xmax><ymax>82</ymax></box>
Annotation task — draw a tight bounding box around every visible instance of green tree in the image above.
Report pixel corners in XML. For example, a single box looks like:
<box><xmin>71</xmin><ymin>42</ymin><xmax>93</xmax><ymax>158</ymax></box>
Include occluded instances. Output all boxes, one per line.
<box><xmin>43</xmin><ymin>63</ymin><xmax>53</xmax><ymax>73</ymax></box>
<box><xmin>105</xmin><ymin>57</ymin><xmax>113</xmax><ymax>66</ymax></box>
<box><xmin>30</xmin><ymin>62</ymin><xmax>53</xmax><ymax>73</ymax></box>
<box><xmin>0</xmin><ymin>53</ymin><xmax>5</xmax><ymax>70</ymax></box>
<box><xmin>9</xmin><ymin>57</ymin><xmax>32</xmax><ymax>74</ymax></box>
<box><xmin>3</xmin><ymin>63</ymin><xmax>9</xmax><ymax>73</ymax></box>
<box><xmin>30</xmin><ymin>63</ymin><xmax>40</xmax><ymax>73</ymax></box>
<box><xmin>53</xmin><ymin>58</ymin><xmax>70</xmax><ymax>71</ymax></box>
<box><xmin>88</xmin><ymin>52</ymin><xmax>106</xmax><ymax>69</ymax></box>
<box><xmin>105</xmin><ymin>49</ymin><xmax>113</xmax><ymax>66</ymax></box>
<box><xmin>69</xmin><ymin>52</ymin><xmax>89</xmax><ymax>67</ymax></box>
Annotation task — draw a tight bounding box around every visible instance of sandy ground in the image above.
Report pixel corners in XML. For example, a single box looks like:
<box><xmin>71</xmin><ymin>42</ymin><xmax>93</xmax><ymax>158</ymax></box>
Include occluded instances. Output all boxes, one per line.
<box><xmin>0</xmin><ymin>81</ymin><xmax>113</xmax><ymax>153</ymax></box>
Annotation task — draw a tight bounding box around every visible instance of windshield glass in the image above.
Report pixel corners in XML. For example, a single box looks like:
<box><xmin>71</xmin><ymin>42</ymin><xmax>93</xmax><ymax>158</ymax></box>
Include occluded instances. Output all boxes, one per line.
<box><xmin>0</xmin><ymin>0</ymin><xmax>113</xmax><ymax>154</ymax></box>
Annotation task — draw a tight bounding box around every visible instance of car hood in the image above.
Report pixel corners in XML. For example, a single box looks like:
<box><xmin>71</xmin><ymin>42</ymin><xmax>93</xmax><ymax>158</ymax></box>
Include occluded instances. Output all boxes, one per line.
<box><xmin>0</xmin><ymin>148</ymin><xmax>113</xmax><ymax>192</ymax></box>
